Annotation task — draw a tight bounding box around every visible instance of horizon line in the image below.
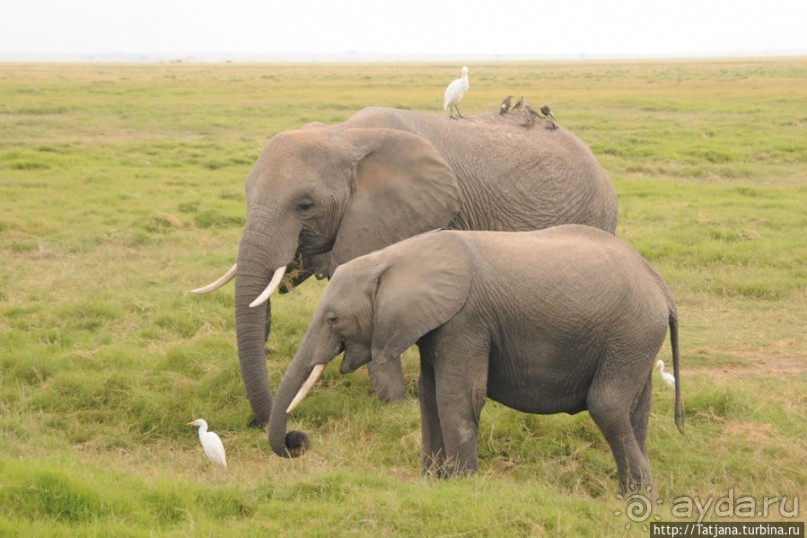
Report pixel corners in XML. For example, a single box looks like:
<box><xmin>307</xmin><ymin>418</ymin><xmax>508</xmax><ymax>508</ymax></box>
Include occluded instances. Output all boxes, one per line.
<box><xmin>1</xmin><ymin>49</ymin><xmax>805</xmax><ymax>63</ymax></box>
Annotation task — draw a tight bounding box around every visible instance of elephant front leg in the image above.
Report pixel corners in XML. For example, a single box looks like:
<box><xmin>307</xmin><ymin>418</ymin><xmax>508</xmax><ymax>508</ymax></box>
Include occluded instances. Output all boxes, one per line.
<box><xmin>418</xmin><ymin>355</ymin><xmax>445</xmax><ymax>476</ymax></box>
<box><xmin>433</xmin><ymin>351</ymin><xmax>489</xmax><ymax>477</ymax></box>
<box><xmin>367</xmin><ymin>357</ymin><xmax>407</xmax><ymax>403</ymax></box>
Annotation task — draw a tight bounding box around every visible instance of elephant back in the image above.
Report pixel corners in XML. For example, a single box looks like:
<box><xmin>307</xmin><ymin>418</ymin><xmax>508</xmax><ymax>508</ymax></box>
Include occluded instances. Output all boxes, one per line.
<box><xmin>341</xmin><ymin>107</ymin><xmax>618</xmax><ymax>235</ymax></box>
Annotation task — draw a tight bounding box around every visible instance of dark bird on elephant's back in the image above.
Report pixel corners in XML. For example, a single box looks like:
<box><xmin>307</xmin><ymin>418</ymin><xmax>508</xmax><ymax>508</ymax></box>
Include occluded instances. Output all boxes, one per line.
<box><xmin>540</xmin><ymin>104</ymin><xmax>558</xmax><ymax>129</ymax></box>
<box><xmin>524</xmin><ymin>103</ymin><xmax>541</xmax><ymax>119</ymax></box>
<box><xmin>520</xmin><ymin>103</ymin><xmax>540</xmax><ymax>127</ymax></box>
<box><xmin>500</xmin><ymin>95</ymin><xmax>513</xmax><ymax>114</ymax></box>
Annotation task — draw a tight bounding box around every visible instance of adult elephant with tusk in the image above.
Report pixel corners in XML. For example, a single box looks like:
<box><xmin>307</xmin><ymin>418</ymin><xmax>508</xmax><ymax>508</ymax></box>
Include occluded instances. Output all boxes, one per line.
<box><xmin>192</xmin><ymin>106</ymin><xmax>618</xmax><ymax>427</ymax></box>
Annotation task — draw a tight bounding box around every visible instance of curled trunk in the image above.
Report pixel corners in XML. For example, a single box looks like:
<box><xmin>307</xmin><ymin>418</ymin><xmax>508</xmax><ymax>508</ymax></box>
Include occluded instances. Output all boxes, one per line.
<box><xmin>268</xmin><ymin>324</ymin><xmax>342</xmax><ymax>457</ymax></box>
<box><xmin>268</xmin><ymin>357</ymin><xmax>313</xmax><ymax>458</ymax></box>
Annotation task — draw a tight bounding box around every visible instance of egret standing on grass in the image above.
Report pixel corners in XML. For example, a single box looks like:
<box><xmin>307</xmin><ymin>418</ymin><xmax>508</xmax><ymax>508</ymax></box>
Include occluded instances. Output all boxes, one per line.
<box><xmin>444</xmin><ymin>66</ymin><xmax>469</xmax><ymax>119</ymax></box>
<box><xmin>656</xmin><ymin>359</ymin><xmax>676</xmax><ymax>388</ymax></box>
<box><xmin>187</xmin><ymin>419</ymin><xmax>227</xmax><ymax>468</ymax></box>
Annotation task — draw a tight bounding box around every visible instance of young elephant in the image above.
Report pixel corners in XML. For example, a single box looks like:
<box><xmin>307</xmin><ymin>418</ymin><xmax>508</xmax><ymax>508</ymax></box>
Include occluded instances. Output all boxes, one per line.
<box><xmin>268</xmin><ymin>225</ymin><xmax>683</xmax><ymax>492</ymax></box>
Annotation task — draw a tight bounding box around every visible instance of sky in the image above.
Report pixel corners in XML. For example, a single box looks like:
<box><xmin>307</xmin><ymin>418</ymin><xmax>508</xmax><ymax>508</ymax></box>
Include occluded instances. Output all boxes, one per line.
<box><xmin>1</xmin><ymin>0</ymin><xmax>806</xmax><ymax>60</ymax></box>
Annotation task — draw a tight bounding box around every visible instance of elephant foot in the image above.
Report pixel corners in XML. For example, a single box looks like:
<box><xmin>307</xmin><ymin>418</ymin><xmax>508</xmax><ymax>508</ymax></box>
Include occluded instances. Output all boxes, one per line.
<box><xmin>248</xmin><ymin>415</ymin><xmax>268</xmax><ymax>428</ymax></box>
<box><xmin>422</xmin><ymin>458</ymin><xmax>477</xmax><ymax>479</ymax></box>
<box><xmin>376</xmin><ymin>386</ymin><xmax>407</xmax><ymax>403</ymax></box>
<box><xmin>619</xmin><ymin>482</ymin><xmax>657</xmax><ymax>503</ymax></box>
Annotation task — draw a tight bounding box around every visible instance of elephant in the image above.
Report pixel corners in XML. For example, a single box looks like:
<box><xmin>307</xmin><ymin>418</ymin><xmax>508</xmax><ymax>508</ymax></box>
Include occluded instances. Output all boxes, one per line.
<box><xmin>192</xmin><ymin>106</ymin><xmax>618</xmax><ymax>426</ymax></box>
<box><xmin>268</xmin><ymin>226</ymin><xmax>684</xmax><ymax>492</ymax></box>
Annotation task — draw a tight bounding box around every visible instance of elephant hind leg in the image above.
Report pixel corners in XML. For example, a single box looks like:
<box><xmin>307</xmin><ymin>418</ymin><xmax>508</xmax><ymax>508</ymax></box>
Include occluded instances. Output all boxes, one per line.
<box><xmin>588</xmin><ymin>384</ymin><xmax>652</xmax><ymax>493</ymax></box>
<box><xmin>630</xmin><ymin>372</ymin><xmax>654</xmax><ymax>460</ymax></box>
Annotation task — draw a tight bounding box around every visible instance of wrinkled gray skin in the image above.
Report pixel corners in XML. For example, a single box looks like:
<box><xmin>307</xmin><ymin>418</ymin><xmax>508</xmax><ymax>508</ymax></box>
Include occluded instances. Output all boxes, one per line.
<box><xmin>232</xmin><ymin>106</ymin><xmax>617</xmax><ymax>426</ymax></box>
<box><xmin>269</xmin><ymin>226</ymin><xmax>683</xmax><ymax>493</ymax></box>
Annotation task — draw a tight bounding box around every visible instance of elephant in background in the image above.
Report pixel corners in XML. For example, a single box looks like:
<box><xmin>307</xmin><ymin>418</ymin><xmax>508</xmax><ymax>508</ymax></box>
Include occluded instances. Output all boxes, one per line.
<box><xmin>193</xmin><ymin>106</ymin><xmax>618</xmax><ymax>426</ymax></box>
<box><xmin>269</xmin><ymin>226</ymin><xmax>683</xmax><ymax>493</ymax></box>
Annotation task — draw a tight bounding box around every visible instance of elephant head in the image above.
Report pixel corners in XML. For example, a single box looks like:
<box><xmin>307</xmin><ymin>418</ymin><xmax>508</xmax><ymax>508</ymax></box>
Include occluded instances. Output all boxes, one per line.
<box><xmin>268</xmin><ymin>231</ymin><xmax>471</xmax><ymax>457</ymax></box>
<box><xmin>195</xmin><ymin>127</ymin><xmax>461</xmax><ymax>426</ymax></box>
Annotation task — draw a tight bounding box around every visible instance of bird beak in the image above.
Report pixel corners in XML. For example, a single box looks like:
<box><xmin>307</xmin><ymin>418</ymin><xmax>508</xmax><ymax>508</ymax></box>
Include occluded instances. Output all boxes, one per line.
<box><xmin>185</xmin><ymin>421</ymin><xmax>195</xmax><ymax>426</ymax></box>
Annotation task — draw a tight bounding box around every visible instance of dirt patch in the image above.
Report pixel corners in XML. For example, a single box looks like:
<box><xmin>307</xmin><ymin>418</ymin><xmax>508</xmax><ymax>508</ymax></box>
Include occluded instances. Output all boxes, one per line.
<box><xmin>723</xmin><ymin>420</ymin><xmax>779</xmax><ymax>444</ymax></box>
<box><xmin>701</xmin><ymin>355</ymin><xmax>805</xmax><ymax>379</ymax></box>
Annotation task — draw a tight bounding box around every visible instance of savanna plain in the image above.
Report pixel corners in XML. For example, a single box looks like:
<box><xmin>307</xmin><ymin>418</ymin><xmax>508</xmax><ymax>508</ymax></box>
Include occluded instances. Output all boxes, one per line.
<box><xmin>0</xmin><ymin>59</ymin><xmax>805</xmax><ymax>536</ymax></box>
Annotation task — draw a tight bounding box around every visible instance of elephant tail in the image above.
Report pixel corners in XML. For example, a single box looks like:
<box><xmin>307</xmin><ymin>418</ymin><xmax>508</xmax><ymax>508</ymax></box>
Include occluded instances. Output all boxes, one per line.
<box><xmin>669</xmin><ymin>310</ymin><xmax>684</xmax><ymax>434</ymax></box>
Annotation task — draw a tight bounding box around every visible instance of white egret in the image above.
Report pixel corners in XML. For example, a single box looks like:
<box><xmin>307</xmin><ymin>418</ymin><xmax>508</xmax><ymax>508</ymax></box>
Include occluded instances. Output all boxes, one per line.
<box><xmin>187</xmin><ymin>418</ymin><xmax>227</xmax><ymax>468</ymax></box>
<box><xmin>656</xmin><ymin>359</ymin><xmax>676</xmax><ymax>388</ymax></box>
<box><xmin>443</xmin><ymin>66</ymin><xmax>469</xmax><ymax>119</ymax></box>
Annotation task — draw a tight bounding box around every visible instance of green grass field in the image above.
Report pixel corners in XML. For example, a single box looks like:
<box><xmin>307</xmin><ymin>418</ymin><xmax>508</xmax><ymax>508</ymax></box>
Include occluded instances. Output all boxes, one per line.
<box><xmin>1</xmin><ymin>59</ymin><xmax>805</xmax><ymax>536</ymax></box>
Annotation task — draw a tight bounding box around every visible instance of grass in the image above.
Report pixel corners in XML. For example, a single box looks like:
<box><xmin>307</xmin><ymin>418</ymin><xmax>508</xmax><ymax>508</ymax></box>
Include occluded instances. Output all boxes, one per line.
<box><xmin>1</xmin><ymin>58</ymin><xmax>806</xmax><ymax>536</ymax></box>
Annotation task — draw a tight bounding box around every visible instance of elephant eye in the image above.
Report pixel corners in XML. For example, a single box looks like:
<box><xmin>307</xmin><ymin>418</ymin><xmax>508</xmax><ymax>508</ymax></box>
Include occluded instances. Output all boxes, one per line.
<box><xmin>297</xmin><ymin>200</ymin><xmax>314</xmax><ymax>212</ymax></box>
<box><xmin>324</xmin><ymin>312</ymin><xmax>337</xmax><ymax>326</ymax></box>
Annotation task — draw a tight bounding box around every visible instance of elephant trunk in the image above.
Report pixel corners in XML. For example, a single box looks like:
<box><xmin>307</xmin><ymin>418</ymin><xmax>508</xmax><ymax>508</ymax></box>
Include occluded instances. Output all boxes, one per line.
<box><xmin>268</xmin><ymin>357</ymin><xmax>314</xmax><ymax>458</ymax></box>
<box><xmin>235</xmin><ymin>262</ymin><xmax>275</xmax><ymax>426</ymax></box>
<box><xmin>268</xmin><ymin>326</ymin><xmax>342</xmax><ymax>458</ymax></box>
<box><xmin>234</xmin><ymin>214</ymin><xmax>299</xmax><ymax>426</ymax></box>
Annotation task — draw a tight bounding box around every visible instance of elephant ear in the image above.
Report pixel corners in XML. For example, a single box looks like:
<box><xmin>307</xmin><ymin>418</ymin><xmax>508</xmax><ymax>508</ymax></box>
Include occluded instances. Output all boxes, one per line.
<box><xmin>371</xmin><ymin>232</ymin><xmax>472</xmax><ymax>364</ymax></box>
<box><xmin>330</xmin><ymin>128</ymin><xmax>460</xmax><ymax>270</ymax></box>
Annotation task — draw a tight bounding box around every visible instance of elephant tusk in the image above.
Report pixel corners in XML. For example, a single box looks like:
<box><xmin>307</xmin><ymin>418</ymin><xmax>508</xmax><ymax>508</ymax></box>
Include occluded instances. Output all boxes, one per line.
<box><xmin>191</xmin><ymin>263</ymin><xmax>237</xmax><ymax>294</ymax></box>
<box><xmin>249</xmin><ymin>266</ymin><xmax>287</xmax><ymax>308</ymax></box>
<box><xmin>287</xmin><ymin>364</ymin><xmax>325</xmax><ymax>413</ymax></box>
